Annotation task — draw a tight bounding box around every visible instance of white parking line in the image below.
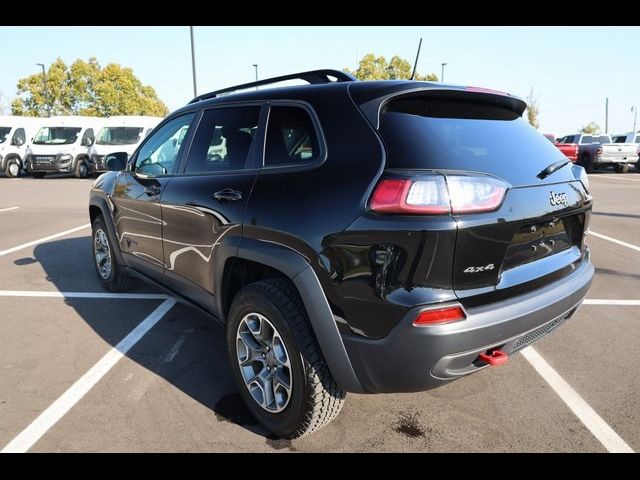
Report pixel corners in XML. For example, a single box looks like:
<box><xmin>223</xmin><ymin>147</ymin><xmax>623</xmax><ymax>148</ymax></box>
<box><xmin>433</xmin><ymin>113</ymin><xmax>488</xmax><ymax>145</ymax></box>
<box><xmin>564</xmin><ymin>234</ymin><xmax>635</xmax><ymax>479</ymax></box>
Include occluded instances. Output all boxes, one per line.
<box><xmin>0</xmin><ymin>290</ymin><xmax>168</xmax><ymax>300</ymax></box>
<box><xmin>589</xmin><ymin>175</ymin><xmax>640</xmax><ymax>183</ymax></box>
<box><xmin>521</xmin><ymin>346</ymin><xmax>634</xmax><ymax>453</ymax></box>
<box><xmin>0</xmin><ymin>207</ymin><xmax>19</xmax><ymax>213</ymax></box>
<box><xmin>583</xmin><ymin>299</ymin><xmax>640</xmax><ymax>306</ymax></box>
<box><xmin>589</xmin><ymin>231</ymin><xmax>640</xmax><ymax>253</ymax></box>
<box><xmin>0</xmin><ymin>298</ymin><xmax>176</xmax><ymax>453</ymax></box>
<box><xmin>0</xmin><ymin>224</ymin><xmax>90</xmax><ymax>257</ymax></box>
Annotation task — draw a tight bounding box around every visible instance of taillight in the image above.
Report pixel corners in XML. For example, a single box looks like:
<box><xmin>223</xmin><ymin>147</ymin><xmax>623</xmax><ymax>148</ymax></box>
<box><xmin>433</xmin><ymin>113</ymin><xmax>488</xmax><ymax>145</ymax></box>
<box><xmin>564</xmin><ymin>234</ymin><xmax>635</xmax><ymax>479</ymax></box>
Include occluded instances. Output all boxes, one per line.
<box><xmin>596</xmin><ymin>147</ymin><xmax>603</xmax><ymax>156</ymax></box>
<box><xmin>370</xmin><ymin>174</ymin><xmax>508</xmax><ymax>215</ymax></box>
<box><xmin>413</xmin><ymin>305</ymin><xmax>466</xmax><ymax>326</ymax></box>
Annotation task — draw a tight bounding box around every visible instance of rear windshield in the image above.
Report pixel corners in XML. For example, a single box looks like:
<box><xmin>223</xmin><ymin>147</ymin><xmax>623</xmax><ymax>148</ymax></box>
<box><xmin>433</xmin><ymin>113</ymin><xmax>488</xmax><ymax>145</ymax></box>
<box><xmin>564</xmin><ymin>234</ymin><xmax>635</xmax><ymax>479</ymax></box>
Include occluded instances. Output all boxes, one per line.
<box><xmin>379</xmin><ymin>96</ymin><xmax>565</xmax><ymax>184</ymax></box>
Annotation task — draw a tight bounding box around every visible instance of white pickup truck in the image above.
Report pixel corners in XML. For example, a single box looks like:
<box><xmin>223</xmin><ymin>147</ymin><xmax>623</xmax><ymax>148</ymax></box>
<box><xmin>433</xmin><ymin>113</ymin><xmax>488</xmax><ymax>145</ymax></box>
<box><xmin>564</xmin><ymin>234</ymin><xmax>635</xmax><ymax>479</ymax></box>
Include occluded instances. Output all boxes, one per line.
<box><xmin>558</xmin><ymin>133</ymin><xmax>638</xmax><ymax>173</ymax></box>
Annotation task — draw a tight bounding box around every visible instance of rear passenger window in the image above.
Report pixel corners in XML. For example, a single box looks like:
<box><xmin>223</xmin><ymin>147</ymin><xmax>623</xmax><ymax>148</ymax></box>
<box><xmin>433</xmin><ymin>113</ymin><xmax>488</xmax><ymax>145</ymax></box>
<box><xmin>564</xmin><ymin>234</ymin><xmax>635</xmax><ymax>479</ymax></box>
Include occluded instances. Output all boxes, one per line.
<box><xmin>185</xmin><ymin>106</ymin><xmax>260</xmax><ymax>173</ymax></box>
<box><xmin>265</xmin><ymin>106</ymin><xmax>320</xmax><ymax>167</ymax></box>
<box><xmin>581</xmin><ymin>135</ymin><xmax>593</xmax><ymax>144</ymax></box>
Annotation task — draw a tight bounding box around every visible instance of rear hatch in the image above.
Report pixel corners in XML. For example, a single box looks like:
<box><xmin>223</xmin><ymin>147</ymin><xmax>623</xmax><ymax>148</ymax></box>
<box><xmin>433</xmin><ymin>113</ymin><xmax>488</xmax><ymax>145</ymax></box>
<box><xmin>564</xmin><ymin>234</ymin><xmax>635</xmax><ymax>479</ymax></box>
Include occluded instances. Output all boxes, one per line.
<box><xmin>363</xmin><ymin>87</ymin><xmax>592</xmax><ymax>306</ymax></box>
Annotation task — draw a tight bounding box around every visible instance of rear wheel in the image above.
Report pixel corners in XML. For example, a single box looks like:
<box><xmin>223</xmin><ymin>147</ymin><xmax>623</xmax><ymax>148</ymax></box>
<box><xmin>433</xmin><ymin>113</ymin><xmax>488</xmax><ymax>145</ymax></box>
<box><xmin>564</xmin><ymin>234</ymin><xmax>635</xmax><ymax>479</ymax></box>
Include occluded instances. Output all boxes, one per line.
<box><xmin>4</xmin><ymin>159</ymin><xmax>20</xmax><ymax>178</ymax></box>
<box><xmin>31</xmin><ymin>172</ymin><xmax>46</xmax><ymax>179</ymax></box>
<box><xmin>614</xmin><ymin>164</ymin><xmax>629</xmax><ymax>173</ymax></box>
<box><xmin>74</xmin><ymin>160</ymin><xmax>88</xmax><ymax>178</ymax></box>
<box><xmin>580</xmin><ymin>154</ymin><xmax>593</xmax><ymax>173</ymax></box>
<box><xmin>227</xmin><ymin>279</ymin><xmax>345</xmax><ymax>438</ymax></box>
<box><xmin>92</xmin><ymin>215</ymin><xmax>136</xmax><ymax>292</ymax></box>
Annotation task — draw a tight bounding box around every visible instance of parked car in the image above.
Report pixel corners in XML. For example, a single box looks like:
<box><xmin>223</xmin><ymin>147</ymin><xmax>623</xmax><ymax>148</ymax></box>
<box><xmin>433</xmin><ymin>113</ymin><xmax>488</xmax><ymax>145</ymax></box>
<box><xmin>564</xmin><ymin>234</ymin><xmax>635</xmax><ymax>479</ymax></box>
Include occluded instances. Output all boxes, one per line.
<box><xmin>25</xmin><ymin>116</ymin><xmax>104</xmax><ymax>178</ymax></box>
<box><xmin>89</xmin><ymin>116</ymin><xmax>163</xmax><ymax>176</ymax></box>
<box><xmin>612</xmin><ymin>132</ymin><xmax>640</xmax><ymax>171</ymax></box>
<box><xmin>559</xmin><ymin>133</ymin><xmax>638</xmax><ymax>173</ymax></box>
<box><xmin>89</xmin><ymin>69</ymin><xmax>594</xmax><ymax>438</ymax></box>
<box><xmin>544</xmin><ymin>133</ymin><xmax>578</xmax><ymax>162</ymax></box>
<box><xmin>0</xmin><ymin>116</ymin><xmax>42</xmax><ymax>178</ymax></box>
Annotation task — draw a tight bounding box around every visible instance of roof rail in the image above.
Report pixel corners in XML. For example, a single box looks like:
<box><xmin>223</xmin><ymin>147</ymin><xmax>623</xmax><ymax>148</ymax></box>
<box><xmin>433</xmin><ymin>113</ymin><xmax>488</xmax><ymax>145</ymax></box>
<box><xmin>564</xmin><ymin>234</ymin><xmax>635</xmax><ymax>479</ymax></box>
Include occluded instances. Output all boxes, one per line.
<box><xmin>188</xmin><ymin>69</ymin><xmax>357</xmax><ymax>104</ymax></box>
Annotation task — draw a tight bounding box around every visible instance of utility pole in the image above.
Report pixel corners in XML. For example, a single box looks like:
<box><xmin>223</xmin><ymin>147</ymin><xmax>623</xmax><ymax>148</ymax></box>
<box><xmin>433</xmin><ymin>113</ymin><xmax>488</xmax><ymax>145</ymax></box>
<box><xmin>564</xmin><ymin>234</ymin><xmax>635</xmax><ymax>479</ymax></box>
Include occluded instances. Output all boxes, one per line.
<box><xmin>410</xmin><ymin>38</ymin><xmax>422</xmax><ymax>80</ymax></box>
<box><xmin>605</xmin><ymin>98</ymin><xmax>608</xmax><ymax>133</ymax></box>
<box><xmin>189</xmin><ymin>26</ymin><xmax>197</xmax><ymax>97</ymax></box>
<box><xmin>253</xmin><ymin>64</ymin><xmax>258</xmax><ymax>90</ymax></box>
<box><xmin>35</xmin><ymin>63</ymin><xmax>50</xmax><ymax>117</ymax></box>
<box><xmin>441</xmin><ymin>62</ymin><xmax>447</xmax><ymax>83</ymax></box>
<box><xmin>633</xmin><ymin>106</ymin><xmax>638</xmax><ymax>133</ymax></box>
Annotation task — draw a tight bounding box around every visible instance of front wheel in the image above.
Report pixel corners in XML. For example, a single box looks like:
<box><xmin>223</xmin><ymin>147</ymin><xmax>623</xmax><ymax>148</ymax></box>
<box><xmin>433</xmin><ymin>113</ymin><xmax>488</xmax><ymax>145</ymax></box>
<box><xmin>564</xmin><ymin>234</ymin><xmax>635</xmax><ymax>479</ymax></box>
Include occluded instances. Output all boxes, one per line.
<box><xmin>74</xmin><ymin>160</ymin><xmax>88</xmax><ymax>178</ymax></box>
<box><xmin>4</xmin><ymin>159</ymin><xmax>21</xmax><ymax>178</ymax></box>
<box><xmin>92</xmin><ymin>215</ymin><xmax>136</xmax><ymax>292</ymax></box>
<box><xmin>227</xmin><ymin>279</ymin><xmax>345</xmax><ymax>439</ymax></box>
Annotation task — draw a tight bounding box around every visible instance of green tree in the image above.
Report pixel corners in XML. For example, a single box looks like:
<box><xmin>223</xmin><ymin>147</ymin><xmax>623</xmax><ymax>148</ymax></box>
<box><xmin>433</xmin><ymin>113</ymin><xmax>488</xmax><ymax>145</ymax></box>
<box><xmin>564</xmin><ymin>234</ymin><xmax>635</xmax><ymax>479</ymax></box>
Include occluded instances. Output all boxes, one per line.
<box><xmin>345</xmin><ymin>53</ymin><xmax>438</xmax><ymax>81</ymax></box>
<box><xmin>11</xmin><ymin>57</ymin><xmax>168</xmax><ymax>117</ymax></box>
<box><xmin>526</xmin><ymin>88</ymin><xmax>540</xmax><ymax>129</ymax></box>
<box><xmin>580</xmin><ymin>121</ymin><xmax>600</xmax><ymax>134</ymax></box>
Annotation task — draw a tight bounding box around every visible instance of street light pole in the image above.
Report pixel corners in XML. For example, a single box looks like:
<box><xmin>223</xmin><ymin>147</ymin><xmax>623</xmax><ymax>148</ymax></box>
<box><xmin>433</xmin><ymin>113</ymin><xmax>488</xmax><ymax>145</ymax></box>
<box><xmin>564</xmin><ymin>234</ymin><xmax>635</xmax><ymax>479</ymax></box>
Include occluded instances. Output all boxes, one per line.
<box><xmin>36</xmin><ymin>63</ymin><xmax>49</xmax><ymax>117</ymax></box>
<box><xmin>632</xmin><ymin>106</ymin><xmax>638</xmax><ymax>133</ymax></box>
<box><xmin>253</xmin><ymin>64</ymin><xmax>258</xmax><ymax>90</ymax></box>
<box><xmin>189</xmin><ymin>26</ymin><xmax>198</xmax><ymax>97</ymax></box>
<box><xmin>441</xmin><ymin>62</ymin><xmax>447</xmax><ymax>83</ymax></box>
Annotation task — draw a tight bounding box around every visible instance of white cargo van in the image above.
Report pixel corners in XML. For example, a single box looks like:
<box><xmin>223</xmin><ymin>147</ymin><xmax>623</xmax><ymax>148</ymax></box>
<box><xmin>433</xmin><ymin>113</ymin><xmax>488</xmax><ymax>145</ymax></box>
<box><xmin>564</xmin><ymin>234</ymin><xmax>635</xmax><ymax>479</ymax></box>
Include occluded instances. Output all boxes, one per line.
<box><xmin>88</xmin><ymin>116</ymin><xmax>162</xmax><ymax>175</ymax></box>
<box><xmin>25</xmin><ymin>116</ymin><xmax>104</xmax><ymax>178</ymax></box>
<box><xmin>0</xmin><ymin>116</ymin><xmax>43</xmax><ymax>178</ymax></box>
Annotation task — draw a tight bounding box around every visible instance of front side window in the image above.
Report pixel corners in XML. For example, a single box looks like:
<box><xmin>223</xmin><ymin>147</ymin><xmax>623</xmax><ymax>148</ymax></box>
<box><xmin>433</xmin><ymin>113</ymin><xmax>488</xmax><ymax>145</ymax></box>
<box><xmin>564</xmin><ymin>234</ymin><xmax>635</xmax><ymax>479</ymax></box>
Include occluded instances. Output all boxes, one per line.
<box><xmin>96</xmin><ymin>127</ymin><xmax>144</xmax><ymax>145</ymax></box>
<box><xmin>33</xmin><ymin>127</ymin><xmax>82</xmax><ymax>145</ymax></box>
<box><xmin>11</xmin><ymin>128</ymin><xmax>26</xmax><ymax>145</ymax></box>
<box><xmin>580</xmin><ymin>135</ymin><xmax>593</xmax><ymax>144</ymax></box>
<box><xmin>135</xmin><ymin>113</ymin><xmax>195</xmax><ymax>176</ymax></box>
<box><xmin>265</xmin><ymin>106</ymin><xmax>320</xmax><ymax>167</ymax></box>
<box><xmin>0</xmin><ymin>127</ymin><xmax>11</xmax><ymax>144</ymax></box>
<box><xmin>185</xmin><ymin>106</ymin><xmax>260</xmax><ymax>174</ymax></box>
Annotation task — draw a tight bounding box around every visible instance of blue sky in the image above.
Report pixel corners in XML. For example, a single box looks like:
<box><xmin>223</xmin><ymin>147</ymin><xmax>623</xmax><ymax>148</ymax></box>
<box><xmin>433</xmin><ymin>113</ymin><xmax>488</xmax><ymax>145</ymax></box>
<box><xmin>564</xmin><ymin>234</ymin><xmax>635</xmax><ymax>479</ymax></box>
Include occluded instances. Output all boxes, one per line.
<box><xmin>0</xmin><ymin>26</ymin><xmax>638</xmax><ymax>135</ymax></box>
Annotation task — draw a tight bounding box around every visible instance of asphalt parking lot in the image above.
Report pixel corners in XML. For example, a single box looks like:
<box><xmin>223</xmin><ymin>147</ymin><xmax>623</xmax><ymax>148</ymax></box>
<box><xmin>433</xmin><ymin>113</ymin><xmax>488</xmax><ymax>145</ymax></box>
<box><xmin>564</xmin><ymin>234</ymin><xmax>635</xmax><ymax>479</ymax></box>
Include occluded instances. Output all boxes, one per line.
<box><xmin>0</xmin><ymin>172</ymin><xmax>638</xmax><ymax>452</ymax></box>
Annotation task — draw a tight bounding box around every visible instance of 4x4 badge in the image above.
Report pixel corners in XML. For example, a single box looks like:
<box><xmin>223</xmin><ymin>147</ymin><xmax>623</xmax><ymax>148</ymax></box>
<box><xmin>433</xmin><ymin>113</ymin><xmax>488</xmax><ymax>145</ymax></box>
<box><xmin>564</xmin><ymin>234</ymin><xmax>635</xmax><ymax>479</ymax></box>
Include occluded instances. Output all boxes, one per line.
<box><xmin>549</xmin><ymin>191</ymin><xmax>569</xmax><ymax>207</ymax></box>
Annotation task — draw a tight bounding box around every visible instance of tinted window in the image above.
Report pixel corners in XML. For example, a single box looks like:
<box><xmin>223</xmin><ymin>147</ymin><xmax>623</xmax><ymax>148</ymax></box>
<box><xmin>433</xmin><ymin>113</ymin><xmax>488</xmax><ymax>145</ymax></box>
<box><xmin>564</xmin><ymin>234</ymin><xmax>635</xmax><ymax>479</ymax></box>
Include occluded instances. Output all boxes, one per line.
<box><xmin>562</xmin><ymin>135</ymin><xmax>575</xmax><ymax>143</ymax></box>
<box><xmin>185</xmin><ymin>107</ymin><xmax>260</xmax><ymax>174</ymax></box>
<box><xmin>12</xmin><ymin>128</ymin><xmax>26</xmax><ymax>145</ymax></box>
<box><xmin>599</xmin><ymin>135</ymin><xmax>611</xmax><ymax>143</ymax></box>
<box><xmin>612</xmin><ymin>136</ymin><xmax>625</xmax><ymax>143</ymax></box>
<box><xmin>135</xmin><ymin>114</ymin><xmax>195</xmax><ymax>176</ymax></box>
<box><xmin>265</xmin><ymin>106</ymin><xmax>320</xmax><ymax>166</ymax></box>
<box><xmin>378</xmin><ymin>96</ymin><xmax>566</xmax><ymax>185</ymax></box>
<box><xmin>580</xmin><ymin>135</ymin><xmax>593</xmax><ymax>144</ymax></box>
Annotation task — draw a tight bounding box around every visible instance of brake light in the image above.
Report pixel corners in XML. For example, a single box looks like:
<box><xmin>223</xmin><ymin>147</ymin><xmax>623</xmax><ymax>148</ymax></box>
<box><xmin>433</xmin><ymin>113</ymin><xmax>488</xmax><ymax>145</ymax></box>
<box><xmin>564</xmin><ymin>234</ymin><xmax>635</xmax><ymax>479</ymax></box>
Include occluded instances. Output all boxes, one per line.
<box><xmin>413</xmin><ymin>306</ymin><xmax>466</xmax><ymax>326</ymax></box>
<box><xmin>370</xmin><ymin>175</ymin><xmax>508</xmax><ymax>215</ymax></box>
<box><xmin>596</xmin><ymin>147</ymin><xmax>603</xmax><ymax>156</ymax></box>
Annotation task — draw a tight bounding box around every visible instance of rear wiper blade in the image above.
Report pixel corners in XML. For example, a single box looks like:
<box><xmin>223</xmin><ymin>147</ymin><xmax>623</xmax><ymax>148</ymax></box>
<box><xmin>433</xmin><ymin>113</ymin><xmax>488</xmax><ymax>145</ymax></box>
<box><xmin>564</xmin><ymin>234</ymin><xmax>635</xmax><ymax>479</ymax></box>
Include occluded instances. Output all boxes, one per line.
<box><xmin>538</xmin><ymin>159</ymin><xmax>570</xmax><ymax>179</ymax></box>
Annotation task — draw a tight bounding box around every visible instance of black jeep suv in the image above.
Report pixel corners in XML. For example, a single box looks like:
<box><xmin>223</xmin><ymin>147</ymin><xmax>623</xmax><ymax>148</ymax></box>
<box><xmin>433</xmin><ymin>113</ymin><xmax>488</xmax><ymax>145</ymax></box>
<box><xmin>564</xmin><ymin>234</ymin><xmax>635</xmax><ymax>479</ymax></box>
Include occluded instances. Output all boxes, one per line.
<box><xmin>89</xmin><ymin>69</ymin><xmax>594</xmax><ymax>438</ymax></box>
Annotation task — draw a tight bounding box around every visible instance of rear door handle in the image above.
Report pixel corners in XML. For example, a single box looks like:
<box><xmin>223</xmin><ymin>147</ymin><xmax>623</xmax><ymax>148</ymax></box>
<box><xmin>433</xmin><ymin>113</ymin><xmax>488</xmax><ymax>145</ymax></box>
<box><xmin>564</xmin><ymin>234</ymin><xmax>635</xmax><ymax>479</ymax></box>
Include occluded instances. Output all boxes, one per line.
<box><xmin>213</xmin><ymin>188</ymin><xmax>243</xmax><ymax>202</ymax></box>
<box><xmin>144</xmin><ymin>185</ymin><xmax>161</xmax><ymax>196</ymax></box>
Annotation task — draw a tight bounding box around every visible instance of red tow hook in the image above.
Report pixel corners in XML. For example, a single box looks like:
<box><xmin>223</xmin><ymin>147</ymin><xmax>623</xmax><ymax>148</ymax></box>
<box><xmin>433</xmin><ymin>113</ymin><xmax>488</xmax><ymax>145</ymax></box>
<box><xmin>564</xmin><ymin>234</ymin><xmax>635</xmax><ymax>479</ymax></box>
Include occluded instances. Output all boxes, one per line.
<box><xmin>478</xmin><ymin>349</ymin><xmax>508</xmax><ymax>366</ymax></box>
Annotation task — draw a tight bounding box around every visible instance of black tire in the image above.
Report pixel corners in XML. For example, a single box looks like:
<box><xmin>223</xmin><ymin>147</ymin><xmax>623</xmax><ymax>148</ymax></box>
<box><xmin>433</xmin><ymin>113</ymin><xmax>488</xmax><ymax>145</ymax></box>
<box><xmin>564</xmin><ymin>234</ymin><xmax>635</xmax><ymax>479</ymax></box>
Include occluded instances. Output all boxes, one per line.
<box><xmin>4</xmin><ymin>158</ymin><xmax>21</xmax><ymax>178</ymax></box>
<box><xmin>614</xmin><ymin>164</ymin><xmax>629</xmax><ymax>174</ymax></box>
<box><xmin>580</xmin><ymin>154</ymin><xmax>593</xmax><ymax>173</ymax></box>
<box><xmin>91</xmin><ymin>215</ymin><xmax>136</xmax><ymax>292</ymax></box>
<box><xmin>31</xmin><ymin>172</ymin><xmax>46</xmax><ymax>179</ymax></box>
<box><xmin>227</xmin><ymin>279</ymin><xmax>345</xmax><ymax>439</ymax></box>
<box><xmin>74</xmin><ymin>159</ymin><xmax>88</xmax><ymax>178</ymax></box>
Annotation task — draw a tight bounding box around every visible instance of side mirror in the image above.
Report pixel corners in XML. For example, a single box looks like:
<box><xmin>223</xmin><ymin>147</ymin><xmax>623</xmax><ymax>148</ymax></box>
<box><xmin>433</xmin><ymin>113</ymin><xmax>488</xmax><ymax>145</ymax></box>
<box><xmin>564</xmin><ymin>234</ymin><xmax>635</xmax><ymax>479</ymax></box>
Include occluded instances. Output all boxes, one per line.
<box><xmin>83</xmin><ymin>137</ymin><xmax>94</xmax><ymax>146</ymax></box>
<box><xmin>12</xmin><ymin>137</ymin><xmax>24</xmax><ymax>146</ymax></box>
<box><xmin>105</xmin><ymin>152</ymin><xmax>128</xmax><ymax>171</ymax></box>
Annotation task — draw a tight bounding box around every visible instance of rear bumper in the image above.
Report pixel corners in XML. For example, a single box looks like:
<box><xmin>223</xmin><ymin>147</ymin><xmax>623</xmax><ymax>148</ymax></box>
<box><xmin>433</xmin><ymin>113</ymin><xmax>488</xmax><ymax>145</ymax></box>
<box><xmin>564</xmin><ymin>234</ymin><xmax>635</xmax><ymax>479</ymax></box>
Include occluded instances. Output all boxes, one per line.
<box><xmin>595</xmin><ymin>155</ymin><xmax>639</xmax><ymax>165</ymax></box>
<box><xmin>343</xmin><ymin>255</ymin><xmax>594</xmax><ymax>393</ymax></box>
